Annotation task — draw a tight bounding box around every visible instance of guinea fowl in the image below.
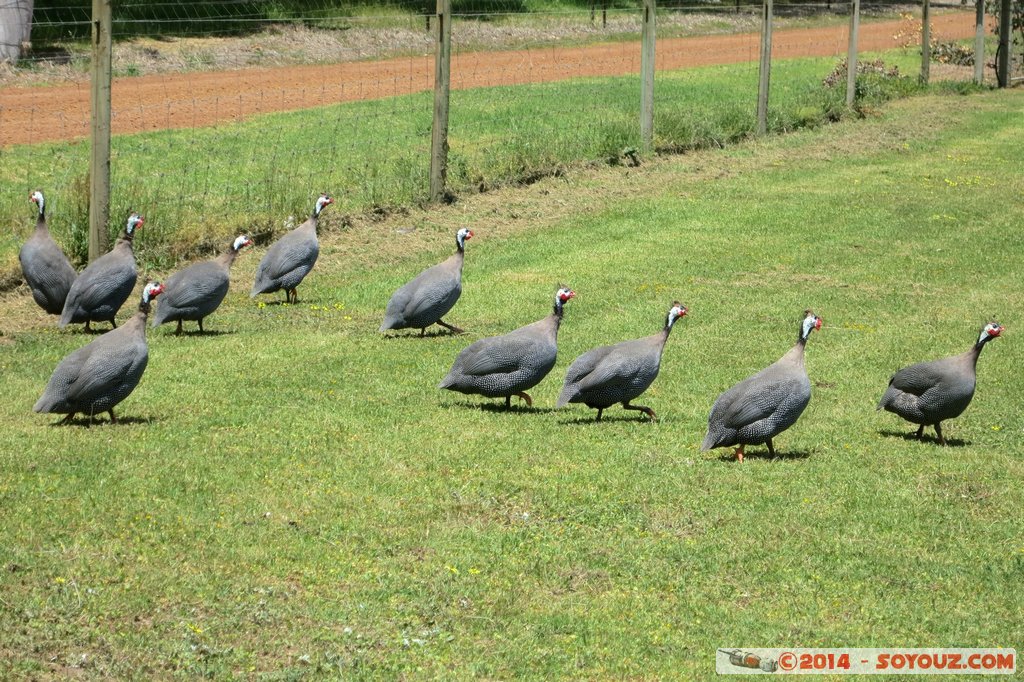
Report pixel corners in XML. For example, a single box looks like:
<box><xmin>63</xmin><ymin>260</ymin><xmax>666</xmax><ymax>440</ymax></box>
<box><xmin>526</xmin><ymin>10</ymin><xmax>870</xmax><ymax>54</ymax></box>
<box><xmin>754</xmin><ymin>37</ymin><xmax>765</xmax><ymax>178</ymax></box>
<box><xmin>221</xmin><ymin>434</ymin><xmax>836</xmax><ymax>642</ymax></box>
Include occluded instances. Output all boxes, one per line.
<box><xmin>251</xmin><ymin>194</ymin><xmax>333</xmax><ymax>304</ymax></box>
<box><xmin>877</xmin><ymin>322</ymin><xmax>1004</xmax><ymax>445</ymax></box>
<box><xmin>380</xmin><ymin>227</ymin><xmax>474</xmax><ymax>336</ymax></box>
<box><xmin>59</xmin><ymin>212</ymin><xmax>144</xmax><ymax>331</ymax></box>
<box><xmin>35</xmin><ymin>282</ymin><xmax>165</xmax><ymax>424</ymax></box>
<box><xmin>439</xmin><ymin>286</ymin><xmax>575</xmax><ymax>409</ymax></box>
<box><xmin>557</xmin><ymin>302</ymin><xmax>687</xmax><ymax>421</ymax></box>
<box><xmin>153</xmin><ymin>235</ymin><xmax>253</xmax><ymax>334</ymax></box>
<box><xmin>19</xmin><ymin>190</ymin><xmax>77</xmax><ymax>316</ymax></box>
<box><xmin>701</xmin><ymin>310</ymin><xmax>823</xmax><ymax>462</ymax></box>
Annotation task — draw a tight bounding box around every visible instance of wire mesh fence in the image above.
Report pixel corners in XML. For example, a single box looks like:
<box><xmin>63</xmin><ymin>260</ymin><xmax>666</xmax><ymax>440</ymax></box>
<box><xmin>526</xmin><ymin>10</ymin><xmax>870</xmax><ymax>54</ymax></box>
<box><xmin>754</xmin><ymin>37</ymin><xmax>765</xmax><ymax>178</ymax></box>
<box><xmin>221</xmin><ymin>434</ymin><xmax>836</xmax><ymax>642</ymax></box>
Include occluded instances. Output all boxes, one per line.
<box><xmin>0</xmin><ymin>0</ymin><xmax>994</xmax><ymax>281</ymax></box>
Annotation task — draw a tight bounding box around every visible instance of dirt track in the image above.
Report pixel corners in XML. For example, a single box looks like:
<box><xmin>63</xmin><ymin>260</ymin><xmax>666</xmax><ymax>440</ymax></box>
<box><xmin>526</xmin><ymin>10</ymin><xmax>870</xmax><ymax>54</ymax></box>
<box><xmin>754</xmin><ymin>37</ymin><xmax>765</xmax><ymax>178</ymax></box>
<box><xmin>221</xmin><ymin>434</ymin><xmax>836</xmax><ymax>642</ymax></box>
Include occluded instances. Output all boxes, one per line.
<box><xmin>0</xmin><ymin>13</ymin><xmax>973</xmax><ymax>147</ymax></box>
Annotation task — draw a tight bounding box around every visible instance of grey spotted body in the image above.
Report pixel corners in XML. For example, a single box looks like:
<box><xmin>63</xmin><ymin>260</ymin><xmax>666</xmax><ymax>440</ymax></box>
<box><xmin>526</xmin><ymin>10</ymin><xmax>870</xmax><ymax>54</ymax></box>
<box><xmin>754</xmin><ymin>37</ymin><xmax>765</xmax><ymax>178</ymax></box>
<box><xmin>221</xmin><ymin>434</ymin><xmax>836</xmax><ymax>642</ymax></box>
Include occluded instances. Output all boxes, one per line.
<box><xmin>153</xmin><ymin>236</ymin><xmax>250</xmax><ymax>333</ymax></box>
<box><xmin>251</xmin><ymin>195</ymin><xmax>332</xmax><ymax>304</ymax></box>
<box><xmin>60</xmin><ymin>215</ymin><xmax>143</xmax><ymax>331</ymax></box>
<box><xmin>877</xmin><ymin>323</ymin><xmax>1002</xmax><ymax>444</ymax></box>
<box><xmin>557</xmin><ymin>303</ymin><xmax>687</xmax><ymax>421</ymax></box>
<box><xmin>35</xmin><ymin>283</ymin><xmax>164</xmax><ymax>423</ymax></box>
<box><xmin>701</xmin><ymin>311</ymin><xmax>822</xmax><ymax>461</ymax></box>
<box><xmin>19</xmin><ymin>192</ymin><xmax>76</xmax><ymax>316</ymax></box>
<box><xmin>380</xmin><ymin>228</ymin><xmax>472</xmax><ymax>335</ymax></box>
<box><xmin>439</xmin><ymin>287</ymin><xmax>574</xmax><ymax>407</ymax></box>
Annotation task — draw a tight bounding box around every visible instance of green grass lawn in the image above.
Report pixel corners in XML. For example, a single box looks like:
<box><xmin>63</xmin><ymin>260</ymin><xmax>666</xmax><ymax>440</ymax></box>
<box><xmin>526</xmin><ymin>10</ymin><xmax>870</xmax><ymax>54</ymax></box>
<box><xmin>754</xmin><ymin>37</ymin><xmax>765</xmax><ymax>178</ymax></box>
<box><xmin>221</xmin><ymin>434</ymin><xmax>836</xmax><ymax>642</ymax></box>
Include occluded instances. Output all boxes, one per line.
<box><xmin>1</xmin><ymin>88</ymin><xmax>1021</xmax><ymax>679</ymax></box>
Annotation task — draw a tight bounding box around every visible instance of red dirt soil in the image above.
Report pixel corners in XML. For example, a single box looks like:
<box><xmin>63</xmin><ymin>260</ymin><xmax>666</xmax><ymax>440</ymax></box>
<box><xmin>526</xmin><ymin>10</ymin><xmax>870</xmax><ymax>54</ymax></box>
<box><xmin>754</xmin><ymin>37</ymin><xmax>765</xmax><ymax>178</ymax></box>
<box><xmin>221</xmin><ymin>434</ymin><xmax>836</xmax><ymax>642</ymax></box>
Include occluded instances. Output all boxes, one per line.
<box><xmin>0</xmin><ymin>13</ymin><xmax>974</xmax><ymax>147</ymax></box>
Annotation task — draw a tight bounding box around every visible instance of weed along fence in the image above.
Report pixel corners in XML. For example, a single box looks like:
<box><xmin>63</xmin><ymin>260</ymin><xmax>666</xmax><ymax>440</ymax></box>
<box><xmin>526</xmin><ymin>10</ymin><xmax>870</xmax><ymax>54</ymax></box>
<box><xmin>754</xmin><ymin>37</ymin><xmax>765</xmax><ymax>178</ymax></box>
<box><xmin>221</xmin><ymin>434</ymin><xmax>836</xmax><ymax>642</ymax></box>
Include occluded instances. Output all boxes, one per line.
<box><xmin>0</xmin><ymin>0</ymin><xmax>1004</xmax><ymax>278</ymax></box>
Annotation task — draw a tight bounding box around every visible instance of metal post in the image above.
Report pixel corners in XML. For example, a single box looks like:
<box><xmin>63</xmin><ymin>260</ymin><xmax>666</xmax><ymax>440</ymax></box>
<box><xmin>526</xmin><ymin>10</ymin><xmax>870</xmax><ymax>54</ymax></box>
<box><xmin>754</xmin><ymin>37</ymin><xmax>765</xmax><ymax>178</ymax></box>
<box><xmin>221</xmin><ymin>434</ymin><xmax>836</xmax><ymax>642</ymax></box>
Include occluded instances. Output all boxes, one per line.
<box><xmin>640</xmin><ymin>0</ymin><xmax>656</xmax><ymax>152</ymax></box>
<box><xmin>996</xmin><ymin>0</ymin><xmax>1011</xmax><ymax>86</ymax></box>
<box><xmin>756</xmin><ymin>0</ymin><xmax>773</xmax><ymax>135</ymax></box>
<box><xmin>429</xmin><ymin>0</ymin><xmax>451</xmax><ymax>202</ymax></box>
<box><xmin>846</xmin><ymin>0</ymin><xmax>861</xmax><ymax>106</ymax></box>
<box><xmin>89</xmin><ymin>0</ymin><xmax>112</xmax><ymax>261</ymax></box>
<box><xmin>974</xmin><ymin>0</ymin><xmax>985</xmax><ymax>84</ymax></box>
<box><xmin>920</xmin><ymin>0</ymin><xmax>930</xmax><ymax>84</ymax></box>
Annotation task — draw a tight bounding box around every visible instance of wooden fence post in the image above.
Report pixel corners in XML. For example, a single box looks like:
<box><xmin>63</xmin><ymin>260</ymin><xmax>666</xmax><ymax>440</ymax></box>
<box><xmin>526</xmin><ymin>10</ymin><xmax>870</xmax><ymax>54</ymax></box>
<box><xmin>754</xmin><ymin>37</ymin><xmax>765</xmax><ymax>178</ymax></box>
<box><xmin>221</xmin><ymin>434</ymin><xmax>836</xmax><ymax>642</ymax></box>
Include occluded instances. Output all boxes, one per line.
<box><xmin>920</xmin><ymin>0</ymin><xmax>930</xmax><ymax>84</ymax></box>
<box><xmin>846</xmin><ymin>0</ymin><xmax>860</xmax><ymax>107</ymax></box>
<box><xmin>756</xmin><ymin>0</ymin><xmax>772</xmax><ymax>135</ymax></box>
<box><xmin>996</xmin><ymin>0</ymin><xmax>1011</xmax><ymax>86</ymax></box>
<box><xmin>973</xmin><ymin>0</ymin><xmax>985</xmax><ymax>83</ymax></box>
<box><xmin>640</xmin><ymin>0</ymin><xmax>656</xmax><ymax>152</ymax></box>
<box><xmin>429</xmin><ymin>0</ymin><xmax>452</xmax><ymax>202</ymax></box>
<box><xmin>89</xmin><ymin>0</ymin><xmax>112</xmax><ymax>262</ymax></box>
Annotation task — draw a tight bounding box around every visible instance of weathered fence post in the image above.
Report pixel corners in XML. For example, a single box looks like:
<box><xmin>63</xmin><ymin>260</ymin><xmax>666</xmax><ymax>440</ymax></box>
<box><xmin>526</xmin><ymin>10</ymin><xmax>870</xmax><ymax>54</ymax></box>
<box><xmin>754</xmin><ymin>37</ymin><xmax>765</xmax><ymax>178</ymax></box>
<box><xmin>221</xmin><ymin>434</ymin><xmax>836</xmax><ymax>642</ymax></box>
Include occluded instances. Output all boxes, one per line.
<box><xmin>429</xmin><ymin>0</ymin><xmax>452</xmax><ymax>202</ymax></box>
<box><xmin>973</xmin><ymin>0</ymin><xmax>984</xmax><ymax>83</ymax></box>
<box><xmin>89</xmin><ymin>0</ymin><xmax>112</xmax><ymax>261</ymax></box>
<box><xmin>640</xmin><ymin>0</ymin><xmax>656</xmax><ymax>152</ymax></box>
<box><xmin>846</xmin><ymin>0</ymin><xmax>861</xmax><ymax>107</ymax></box>
<box><xmin>920</xmin><ymin>0</ymin><xmax>930</xmax><ymax>84</ymax></box>
<box><xmin>756</xmin><ymin>0</ymin><xmax>773</xmax><ymax>135</ymax></box>
<box><xmin>996</xmin><ymin>0</ymin><xmax>1011</xmax><ymax>86</ymax></box>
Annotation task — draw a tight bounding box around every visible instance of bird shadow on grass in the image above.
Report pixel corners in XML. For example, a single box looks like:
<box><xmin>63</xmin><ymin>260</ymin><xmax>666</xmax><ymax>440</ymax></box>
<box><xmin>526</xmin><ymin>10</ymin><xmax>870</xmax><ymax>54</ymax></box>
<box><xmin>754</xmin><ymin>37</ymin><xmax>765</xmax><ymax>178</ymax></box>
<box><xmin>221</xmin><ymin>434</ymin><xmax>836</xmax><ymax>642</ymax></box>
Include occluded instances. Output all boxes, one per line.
<box><xmin>448</xmin><ymin>400</ymin><xmax>557</xmax><ymax>415</ymax></box>
<box><xmin>49</xmin><ymin>415</ymin><xmax>155</xmax><ymax>427</ymax></box>
<box><xmin>560</xmin><ymin>414</ymin><xmax>655</xmax><ymax>426</ymax></box>
<box><xmin>161</xmin><ymin>329</ymin><xmax>233</xmax><ymax>338</ymax></box>
<box><xmin>716</xmin><ymin>448</ymin><xmax>813</xmax><ymax>462</ymax></box>
<box><xmin>382</xmin><ymin>329</ymin><xmax>462</xmax><ymax>339</ymax></box>
<box><xmin>877</xmin><ymin>430</ymin><xmax>970</xmax><ymax>447</ymax></box>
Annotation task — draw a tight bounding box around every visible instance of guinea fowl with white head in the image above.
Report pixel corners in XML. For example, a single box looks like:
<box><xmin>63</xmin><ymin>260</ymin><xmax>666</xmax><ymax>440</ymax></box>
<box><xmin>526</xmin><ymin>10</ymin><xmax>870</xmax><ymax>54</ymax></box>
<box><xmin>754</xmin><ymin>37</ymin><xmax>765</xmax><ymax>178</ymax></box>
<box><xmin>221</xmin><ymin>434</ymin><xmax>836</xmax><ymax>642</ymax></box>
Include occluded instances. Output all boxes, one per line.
<box><xmin>153</xmin><ymin>234</ymin><xmax>253</xmax><ymax>334</ymax></box>
<box><xmin>35</xmin><ymin>282</ymin><xmax>165</xmax><ymax>424</ymax></box>
<box><xmin>877</xmin><ymin>321</ymin><xmax>1004</xmax><ymax>445</ymax></box>
<box><xmin>558</xmin><ymin>301</ymin><xmax>688</xmax><ymax>421</ymax></box>
<box><xmin>19</xmin><ymin>190</ymin><xmax>77</xmax><ymax>316</ymax></box>
<box><xmin>59</xmin><ymin>212</ymin><xmax>144</xmax><ymax>331</ymax></box>
<box><xmin>439</xmin><ymin>286</ymin><xmax>575</xmax><ymax>409</ymax></box>
<box><xmin>251</xmin><ymin>193</ymin><xmax>333</xmax><ymax>304</ymax></box>
<box><xmin>380</xmin><ymin>227</ymin><xmax>474</xmax><ymax>336</ymax></box>
<box><xmin>701</xmin><ymin>310</ymin><xmax>822</xmax><ymax>462</ymax></box>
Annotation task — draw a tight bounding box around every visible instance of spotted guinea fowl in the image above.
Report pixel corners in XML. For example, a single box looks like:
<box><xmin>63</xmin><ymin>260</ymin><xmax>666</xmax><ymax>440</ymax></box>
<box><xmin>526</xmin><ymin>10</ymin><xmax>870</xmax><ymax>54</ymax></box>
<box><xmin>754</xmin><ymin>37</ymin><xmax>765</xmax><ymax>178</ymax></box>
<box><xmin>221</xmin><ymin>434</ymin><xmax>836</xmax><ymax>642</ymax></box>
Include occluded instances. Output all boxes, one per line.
<box><xmin>59</xmin><ymin>212</ymin><xmax>144</xmax><ymax>331</ymax></box>
<box><xmin>380</xmin><ymin>227</ymin><xmax>473</xmax><ymax>336</ymax></box>
<box><xmin>877</xmin><ymin>322</ymin><xmax>1003</xmax><ymax>445</ymax></box>
<box><xmin>439</xmin><ymin>286</ymin><xmax>575</xmax><ymax>408</ymax></box>
<box><xmin>35</xmin><ymin>282</ymin><xmax>164</xmax><ymax>424</ymax></box>
<box><xmin>251</xmin><ymin>194</ymin><xmax>333</xmax><ymax>304</ymax></box>
<box><xmin>701</xmin><ymin>310</ymin><xmax>823</xmax><ymax>462</ymax></box>
<box><xmin>557</xmin><ymin>301</ymin><xmax>688</xmax><ymax>421</ymax></box>
<box><xmin>153</xmin><ymin>235</ymin><xmax>253</xmax><ymax>334</ymax></box>
<box><xmin>20</xmin><ymin>190</ymin><xmax>78</xmax><ymax>316</ymax></box>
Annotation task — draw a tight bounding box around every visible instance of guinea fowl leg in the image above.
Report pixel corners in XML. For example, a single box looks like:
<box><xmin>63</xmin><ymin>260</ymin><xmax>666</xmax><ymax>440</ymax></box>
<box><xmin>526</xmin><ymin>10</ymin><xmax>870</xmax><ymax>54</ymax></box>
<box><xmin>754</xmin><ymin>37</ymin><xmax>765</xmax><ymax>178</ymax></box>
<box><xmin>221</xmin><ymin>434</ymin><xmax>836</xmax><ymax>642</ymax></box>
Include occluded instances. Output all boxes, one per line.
<box><xmin>766</xmin><ymin>438</ymin><xmax>776</xmax><ymax>457</ymax></box>
<box><xmin>198</xmin><ymin>319</ymin><xmax>204</xmax><ymax>334</ymax></box>
<box><xmin>934</xmin><ymin>422</ymin><xmax>946</xmax><ymax>446</ymax></box>
<box><xmin>108</xmin><ymin>409</ymin><xmax>118</xmax><ymax>424</ymax></box>
<box><xmin>622</xmin><ymin>401</ymin><xmax>656</xmax><ymax>421</ymax></box>
<box><xmin>596</xmin><ymin>408</ymin><xmax>603</xmax><ymax>422</ymax></box>
<box><xmin>513</xmin><ymin>392</ymin><xmax>533</xmax><ymax>407</ymax></box>
<box><xmin>437</xmin><ymin>319</ymin><xmax>465</xmax><ymax>335</ymax></box>
<box><xmin>420</xmin><ymin>328</ymin><xmax>426</xmax><ymax>337</ymax></box>
<box><xmin>110</xmin><ymin>319</ymin><xmax>117</xmax><ymax>329</ymax></box>
<box><xmin>175</xmin><ymin>320</ymin><xmax>183</xmax><ymax>335</ymax></box>
<box><xmin>59</xmin><ymin>413</ymin><xmax>76</xmax><ymax>425</ymax></box>
<box><xmin>84</xmin><ymin>320</ymin><xmax>91</xmax><ymax>333</ymax></box>
<box><xmin>735</xmin><ymin>444</ymin><xmax>746</xmax><ymax>463</ymax></box>
<box><xmin>914</xmin><ymin>424</ymin><xmax>925</xmax><ymax>439</ymax></box>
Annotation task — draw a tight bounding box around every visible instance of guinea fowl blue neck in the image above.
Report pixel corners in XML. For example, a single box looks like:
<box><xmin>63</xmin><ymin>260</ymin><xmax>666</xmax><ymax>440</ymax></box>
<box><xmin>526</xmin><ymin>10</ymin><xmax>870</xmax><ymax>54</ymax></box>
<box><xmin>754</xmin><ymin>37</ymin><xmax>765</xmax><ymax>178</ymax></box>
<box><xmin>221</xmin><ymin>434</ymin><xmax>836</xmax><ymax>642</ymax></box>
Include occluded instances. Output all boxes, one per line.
<box><xmin>970</xmin><ymin>323</ymin><xmax>1003</xmax><ymax>362</ymax></box>
<box><xmin>663</xmin><ymin>302</ymin><xmax>688</xmax><ymax>337</ymax></box>
<box><xmin>797</xmin><ymin>311</ymin><xmax>821</xmax><ymax>347</ymax></box>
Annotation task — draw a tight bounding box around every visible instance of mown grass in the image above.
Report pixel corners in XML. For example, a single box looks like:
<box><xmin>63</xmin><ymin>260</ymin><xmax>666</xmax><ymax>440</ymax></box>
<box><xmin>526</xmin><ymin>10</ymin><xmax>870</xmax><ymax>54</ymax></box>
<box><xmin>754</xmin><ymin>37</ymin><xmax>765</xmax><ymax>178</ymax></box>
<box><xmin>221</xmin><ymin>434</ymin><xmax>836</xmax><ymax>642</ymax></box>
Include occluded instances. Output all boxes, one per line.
<box><xmin>0</xmin><ymin>88</ymin><xmax>1021</xmax><ymax>679</ymax></box>
<box><xmin>0</xmin><ymin>47</ymin><xmax>939</xmax><ymax>285</ymax></box>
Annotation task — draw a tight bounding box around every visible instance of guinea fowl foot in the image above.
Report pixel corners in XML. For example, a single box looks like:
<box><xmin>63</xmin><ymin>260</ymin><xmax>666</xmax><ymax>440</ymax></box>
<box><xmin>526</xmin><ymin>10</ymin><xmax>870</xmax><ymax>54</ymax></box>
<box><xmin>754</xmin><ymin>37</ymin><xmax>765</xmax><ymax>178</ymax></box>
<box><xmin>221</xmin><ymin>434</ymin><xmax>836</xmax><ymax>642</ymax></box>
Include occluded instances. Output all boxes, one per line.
<box><xmin>595</xmin><ymin>408</ymin><xmax>603</xmax><ymax>422</ymax></box>
<box><xmin>175</xmin><ymin>320</ymin><xmax>183</xmax><ymax>335</ymax></box>
<box><xmin>735</xmin><ymin>445</ymin><xmax>745</xmax><ymax>463</ymax></box>
<box><xmin>504</xmin><ymin>392</ymin><xmax>533</xmax><ymax>408</ymax></box>
<box><xmin>84</xmin><ymin>320</ymin><xmax>91</xmax><ymax>333</ymax></box>
<box><xmin>198</xmin><ymin>319</ymin><xmax>205</xmax><ymax>334</ymax></box>
<box><xmin>934</xmin><ymin>422</ymin><xmax>946</xmax><ymax>446</ymax></box>
<box><xmin>59</xmin><ymin>413</ymin><xmax>75</xmax><ymax>425</ymax></box>
<box><xmin>108</xmin><ymin>409</ymin><xmax>118</xmax><ymax>424</ymax></box>
<box><xmin>623</xmin><ymin>402</ymin><xmax>656</xmax><ymax>421</ymax></box>
<box><xmin>914</xmin><ymin>425</ymin><xmax>925</xmax><ymax>439</ymax></box>
<box><xmin>766</xmin><ymin>438</ymin><xmax>776</xmax><ymax>457</ymax></box>
<box><xmin>437</xmin><ymin>319</ymin><xmax>465</xmax><ymax>335</ymax></box>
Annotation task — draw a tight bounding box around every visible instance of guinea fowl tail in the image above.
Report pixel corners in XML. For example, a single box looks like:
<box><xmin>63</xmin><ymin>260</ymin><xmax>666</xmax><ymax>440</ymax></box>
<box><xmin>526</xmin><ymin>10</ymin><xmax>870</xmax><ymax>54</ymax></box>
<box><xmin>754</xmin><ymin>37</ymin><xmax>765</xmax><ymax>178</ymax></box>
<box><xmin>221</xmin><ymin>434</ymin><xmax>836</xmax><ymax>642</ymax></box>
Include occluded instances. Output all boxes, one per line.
<box><xmin>699</xmin><ymin>431</ymin><xmax>718</xmax><ymax>452</ymax></box>
<box><xmin>555</xmin><ymin>386</ymin><xmax>575</xmax><ymax>408</ymax></box>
